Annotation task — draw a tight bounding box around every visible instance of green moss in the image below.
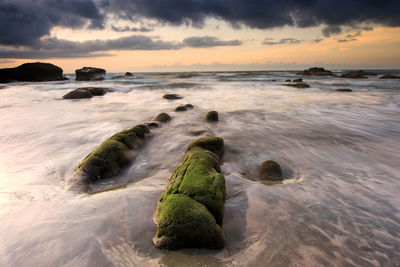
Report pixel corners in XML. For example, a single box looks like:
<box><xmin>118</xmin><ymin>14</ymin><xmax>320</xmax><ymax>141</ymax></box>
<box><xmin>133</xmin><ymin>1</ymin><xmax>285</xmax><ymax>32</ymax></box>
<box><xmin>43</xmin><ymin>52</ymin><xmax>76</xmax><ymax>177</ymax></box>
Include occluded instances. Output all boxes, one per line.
<box><xmin>154</xmin><ymin>136</ymin><xmax>226</xmax><ymax>249</ymax></box>
<box><xmin>153</xmin><ymin>194</ymin><xmax>225</xmax><ymax>249</ymax></box>
<box><xmin>68</xmin><ymin>124</ymin><xmax>149</xmax><ymax>190</ymax></box>
<box><xmin>186</xmin><ymin>136</ymin><xmax>224</xmax><ymax>159</ymax></box>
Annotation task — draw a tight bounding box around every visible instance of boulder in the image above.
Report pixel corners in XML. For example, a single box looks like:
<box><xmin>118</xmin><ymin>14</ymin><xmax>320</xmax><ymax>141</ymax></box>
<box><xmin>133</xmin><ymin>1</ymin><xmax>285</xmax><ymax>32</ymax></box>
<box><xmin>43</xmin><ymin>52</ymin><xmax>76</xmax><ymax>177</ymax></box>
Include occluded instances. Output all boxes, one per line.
<box><xmin>153</xmin><ymin>136</ymin><xmax>226</xmax><ymax>249</ymax></box>
<box><xmin>285</xmin><ymin>79</ymin><xmax>291</xmax><ymax>82</ymax></box>
<box><xmin>153</xmin><ymin>113</ymin><xmax>171</xmax><ymax>123</ymax></box>
<box><xmin>293</xmin><ymin>78</ymin><xmax>303</xmax><ymax>82</ymax></box>
<box><xmin>205</xmin><ymin>111</ymin><xmax>219</xmax><ymax>122</ymax></box>
<box><xmin>259</xmin><ymin>160</ymin><xmax>283</xmax><ymax>181</ymax></box>
<box><xmin>175</xmin><ymin>104</ymin><xmax>194</xmax><ymax>112</ymax></box>
<box><xmin>63</xmin><ymin>87</ymin><xmax>107</xmax><ymax>99</ymax></box>
<box><xmin>297</xmin><ymin>67</ymin><xmax>333</xmax><ymax>76</ymax></box>
<box><xmin>0</xmin><ymin>62</ymin><xmax>65</xmax><ymax>83</ymax></box>
<box><xmin>125</xmin><ymin>72</ymin><xmax>133</xmax><ymax>76</ymax></box>
<box><xmin>75</xmin><ymin>67</ymin><xmax>106</xmax><ymax>81</ymax></box>
<box><xmin>163</xmin><ymin>93</ymin><xmax>183</xmax><ymax>100</ymax></box>
<box><xmin>283</xmin><ymin>83</ymin><xmax>310</xmax><ymax>88</ymax></box>
<box><xmin>379</xmin><ymin>74</ymin><xmax>400</xmax><ymax>79</ymax></box>
<box><xmin>341</xmin><ymin>70</ymin><xmax>377</xmax><ymax>79</ymax></box>
<box><xmin>66</xmin><ymin>124</ymin><xmax>149</xmax><ymax>192</ymax></box>
<box><xmin>336</xmin><ymin>88</ymin><xmax>353</xmax><ymax>92</ymax></box>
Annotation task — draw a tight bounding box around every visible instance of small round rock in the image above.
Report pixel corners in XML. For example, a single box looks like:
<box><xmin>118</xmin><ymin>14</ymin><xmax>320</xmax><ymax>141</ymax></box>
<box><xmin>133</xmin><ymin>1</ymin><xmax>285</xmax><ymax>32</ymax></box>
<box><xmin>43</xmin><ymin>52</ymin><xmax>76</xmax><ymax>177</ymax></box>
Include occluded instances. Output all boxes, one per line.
<box><xmin>205</xmin><ymin>111</ymin><xmax>219</xmax><ymax>122</ymax></box>
<box><xmin>258</xmin><ymin>160</ymin><xmax>283</xmax><ymax>181</ymax></box>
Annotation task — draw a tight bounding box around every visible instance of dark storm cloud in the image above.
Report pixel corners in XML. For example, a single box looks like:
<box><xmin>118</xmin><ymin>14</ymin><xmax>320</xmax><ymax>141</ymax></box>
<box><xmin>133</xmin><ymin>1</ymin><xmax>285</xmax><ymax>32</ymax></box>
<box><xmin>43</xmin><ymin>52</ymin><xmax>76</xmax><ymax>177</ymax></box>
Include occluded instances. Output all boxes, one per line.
<box><xmin>263</xmin><ymin>38</ymin><xmax>303</xmax><ymax>45</ymax></box>
<box><xmin>100</xmin><ymin>0</ymin><xmax>400</xmax><ymax>30</ymax></box>
<box><xmin>183</xmin><ymin>36</ymin><xmax>241</xmax><ymax>47</ymax></box>
<box><xmin>1</xmin><ymin>0</ymin><xmax>400</xmax><ymax>48</ymax></box>
<box><xmin>0</xmin><ymin>0</ymin><xmax>104</xmax><ymax>46</ymax></box>
<box><xmin>0</xmin><ymin>35</ymin><xmax>182</xmax><ymax>59</ymax></box>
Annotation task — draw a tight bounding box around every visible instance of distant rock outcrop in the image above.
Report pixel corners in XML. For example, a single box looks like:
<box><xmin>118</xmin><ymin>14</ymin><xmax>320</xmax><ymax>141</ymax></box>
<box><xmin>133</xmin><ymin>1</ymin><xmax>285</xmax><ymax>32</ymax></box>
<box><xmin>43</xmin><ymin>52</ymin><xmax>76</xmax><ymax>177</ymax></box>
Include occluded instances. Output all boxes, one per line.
<box><xmin>0</xmin><ymin>62</ymin><xmax>66</xmax><ymax>83</ymax></box>
<box><xmin>75</xmin><ymin>67</ymin><xmax>106</xmax><ymax>81</ymax></box>
<box><xmin>297</xmin><ymin>67</ymin><xmax>333</xmax><ymax>76</ymax></box>
<box><xmin>283</xmin><ymin>83</ymin><xmax>310</xmax><ymax>88</ymax></box>
<box><xmin>341</xmin><ymin>70</ymin><xmax>377</xmax><ymax>79</ymax></box>
<box><xmin>379</xmin><ymin>74</ymin><xmax>400</xmax><ymax>79</ymax></box>
<box><xmin>63</xmin><ymin>87</ymin><xmax>107</xmax><ymax>99</ymax></box>
<box><xmin>125</xmin><ymin>72</ymin><xmax>133</xmax><ymax>76</ymax></box>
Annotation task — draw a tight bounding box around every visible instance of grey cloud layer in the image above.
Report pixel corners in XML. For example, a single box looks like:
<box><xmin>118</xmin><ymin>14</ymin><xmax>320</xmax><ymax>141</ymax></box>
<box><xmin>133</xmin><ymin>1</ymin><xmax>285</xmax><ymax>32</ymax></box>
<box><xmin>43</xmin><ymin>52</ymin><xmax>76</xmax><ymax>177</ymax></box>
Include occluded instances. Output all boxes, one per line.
<box><xmin>263</xmin><ymin>38</ymin><xmax>303</xmax><ymax>45</ymax></box>
<box><xmin>0</xmin><ymin>35</ymin><xmax>242</xmax><ymax>59</ymax></box>
<box><xmin>1</xmin><ymin>0</ymin><xmax>400</xmax><ymax>48</ymax></box>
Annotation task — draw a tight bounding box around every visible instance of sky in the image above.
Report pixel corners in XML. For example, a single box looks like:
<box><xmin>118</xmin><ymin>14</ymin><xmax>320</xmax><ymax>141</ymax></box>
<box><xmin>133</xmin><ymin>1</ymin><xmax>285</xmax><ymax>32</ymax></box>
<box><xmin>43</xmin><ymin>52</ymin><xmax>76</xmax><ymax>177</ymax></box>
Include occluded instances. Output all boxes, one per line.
<box><xmin>0</xmin><ymin>0</ymin><xmax>399</xmax><ymax>73</ymax></box>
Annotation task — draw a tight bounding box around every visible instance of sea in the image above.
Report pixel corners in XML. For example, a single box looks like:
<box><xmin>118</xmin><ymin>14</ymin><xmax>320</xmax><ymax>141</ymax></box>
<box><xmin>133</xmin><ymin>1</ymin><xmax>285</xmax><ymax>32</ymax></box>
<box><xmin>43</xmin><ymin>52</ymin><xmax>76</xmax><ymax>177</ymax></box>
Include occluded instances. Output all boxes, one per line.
<box><xmin>0</xmin><ymin>70</ymin><xmax>399</xmax><ymax>266</ymax></box>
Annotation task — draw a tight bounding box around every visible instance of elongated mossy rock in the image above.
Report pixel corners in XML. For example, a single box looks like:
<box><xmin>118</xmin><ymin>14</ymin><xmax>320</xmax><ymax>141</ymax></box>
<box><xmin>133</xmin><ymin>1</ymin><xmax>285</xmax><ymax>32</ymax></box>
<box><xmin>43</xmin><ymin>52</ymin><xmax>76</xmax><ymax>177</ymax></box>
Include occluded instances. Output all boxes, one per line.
<box><xmin>66</xmin><ymin>124</ymin><xmax>149</xmax><ymax>192</ymax></box>
<box><xmin>153</xmin><ymin>136</ymin><xmax>226</xmax><ymax>249</ymax></box>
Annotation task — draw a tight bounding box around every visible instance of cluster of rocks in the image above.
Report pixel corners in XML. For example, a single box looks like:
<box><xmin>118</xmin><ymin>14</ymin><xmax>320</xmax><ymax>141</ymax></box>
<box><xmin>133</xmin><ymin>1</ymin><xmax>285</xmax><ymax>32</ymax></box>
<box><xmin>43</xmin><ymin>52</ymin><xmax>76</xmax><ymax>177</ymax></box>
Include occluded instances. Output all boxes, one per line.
<box><xmin>340</xmin><ymin>70</ymin><xmax>377</xmax><ymax>79</ymax></box>
<box><xmin>297</xmin><ymin>67</ymin><xmax>333</xmax><ymax>76</ymax></box>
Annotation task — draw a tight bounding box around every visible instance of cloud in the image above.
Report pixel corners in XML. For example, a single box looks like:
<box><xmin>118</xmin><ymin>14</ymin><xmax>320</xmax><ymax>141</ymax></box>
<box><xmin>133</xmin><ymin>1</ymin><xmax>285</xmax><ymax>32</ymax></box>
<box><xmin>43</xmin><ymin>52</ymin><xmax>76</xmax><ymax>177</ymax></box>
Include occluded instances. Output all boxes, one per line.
<box><xmin>183</xmin><ymin>36</ymin><xmax>242</xmax><ymax>47</ymax></box>
<box><xmin>322</xmin><ymin>25</ymin><xmax>342</xmax><ymax>37</ymax></box>
<box><xmin>0</xmin><ymin>0</ymin><xmax>104</xmax><ymax>46</ymax></box>
<box><xmin>313</xmin><ymin>38</ymin><xmax>324</xmax><ymax>43</ymax></box>
<box><xmin>1</xmin><ymin>0</ymin><xmax>400</xmax><ymax>47</ymax></box>
<box><xmin>111</xmin><ymin>25</ymin><xmax>153</xmax><ymax>32</ymax></box>
<box><xmin>263</xmin><ymin>38</ymin><xmax>303</xmax><ymax>45</ymax></box>
<box><xmin>0</xmin><ymin>35</ymin><xmax>183</xmax><ymax>59</ymax></box>
<box><xmin>337</xmin><ymin>31</ymin><xmax>362</xmax><ymax>43</ymax></box>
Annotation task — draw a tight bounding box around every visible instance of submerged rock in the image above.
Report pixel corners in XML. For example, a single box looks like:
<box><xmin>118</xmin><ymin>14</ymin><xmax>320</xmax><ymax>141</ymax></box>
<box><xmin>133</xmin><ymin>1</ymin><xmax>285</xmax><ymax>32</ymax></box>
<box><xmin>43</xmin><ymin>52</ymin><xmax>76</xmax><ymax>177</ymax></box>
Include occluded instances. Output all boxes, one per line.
<box><xmin>336</xmin><ymin>88</ymin><xmax>353</xmax><ymax>92</ymax></box>
<box><xmin>293</xmin><ymin>78</ymin><xmax>303</xmax><ymax>82</ymax></box>
<box><xmin>259</xmin><ymin>160</ymin><xmax>283</xmax><ymax>181</ymax></box>
<box><xmin>297</xmin><ymin>67</ymin><xmax>333</xmax><ymax>76</ymax></box>
<box><xmin>379</xmin><ymin>74</ymin><xmax>400</xmax><ymax>79</ymax></box>
<box><xmin>0</xmin><ymin>62</ymin><xmax>65</xmax><ymax>83</ymax></box>
<box><xmin>163</xmin><ymin>93</ymin><xmax>183</xmax><ymax>100</ymax></box>
<box><xmin>154</xmin><ymin>113</ymin><xmax>171</xmax><ymax>123</ymax></box>
<box><xmin>283</xmin><ymin>83</ymin><xmax>310</xmax><ymax>88</ymax></box>
<box><xmin>205</xmin><ymin>111</ymin><xmax>219</xmax><ymax>122</ymax></box>
<box><xmin>66</xmin><ymin>124</ymin><xmax>149</xmax><ymax>192</ymax></box>
<box><xmin>63</xmin><ymin>87</ymin><xmax>107</xmax><ymax>99</ymax></box>
<box><xmin>153</xmin><ymin>136</ymin><xmax>226</xmax><ymax>249</ymax></box>
<box><xmin>175</xmin><ymin>104</ymin><xmax>194</xmax><ymax>112</ymax></box>
<box><xmin>75</xmin><ymin>67</ymin><xmax>106</xmax><ymax>81</ymax></box>
<box><xmin>341</xmin><ymin>70</ymin><xmax>377</xmax><ymax>79</ymax></box>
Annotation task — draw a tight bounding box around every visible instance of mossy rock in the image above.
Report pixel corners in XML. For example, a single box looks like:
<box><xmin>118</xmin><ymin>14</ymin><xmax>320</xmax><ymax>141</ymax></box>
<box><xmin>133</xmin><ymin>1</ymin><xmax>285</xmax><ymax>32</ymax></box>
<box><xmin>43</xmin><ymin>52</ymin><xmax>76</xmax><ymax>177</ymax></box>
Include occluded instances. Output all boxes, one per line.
<box><xmin>154</xmin><ymin>136</ymin><xmax>226</xmax><ymax>249</ymax></box>
<box><xmin>63</xmin><ymin>87</ymin><xmax>107</xmax><ymax>99</ymax></box>
<box><xmin>205</xmin><ymin>111</ymin><xmax>219</xmax><ymax>122</ymax></box>
<box><xmin>153</xmin><ymin>194</ymin><xmax>225</xmax><ymax>249</ymax></box>
<box><xmin>154</xmin><ymin>113</ymin><xmax>171</xmax><ymax>123</ymax></box>
<box><xmin>259</xmin><ymin>160</ymin><xmax>283</xmax><ymax>181</ymax></box>
<box><xmin>66</xmin><ymin>124</ymin><xmax>149</xmax><ymax>191</ymax></box>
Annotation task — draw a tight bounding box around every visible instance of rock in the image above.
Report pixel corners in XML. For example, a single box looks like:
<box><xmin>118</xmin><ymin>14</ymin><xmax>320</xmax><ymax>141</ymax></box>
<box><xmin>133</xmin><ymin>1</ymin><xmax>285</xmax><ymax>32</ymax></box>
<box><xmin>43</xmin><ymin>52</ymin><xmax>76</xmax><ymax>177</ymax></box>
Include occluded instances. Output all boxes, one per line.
<box><xmin>341</xmin><ymin>70</ymin><xmax>377</xmax><ymax>78</ymax></box>
<box><xmin>297</xmin><ymin>67</ymin><xmax>333</xmax><ymax>76</ymax></box>
<box><xmin>283</xmin><ymin>83</ymin><xmax>310</xmax><ymax>88</ymax></box>
<box><xmin>63</xmin><ymin>89</ymin><xmax>93</xmax><ymax>99</ymax></box>
<box><xmin>125</xmin><ymin>72</ymin><xmax>133</xmax><ymax>76</ymax></box>
<box><xmin>0</xmin><ymin>62</ymin><xmax>65</xmax><ymax>83</ymax></box>
<box><xmin>259</xmin><ymin>160</ymin><xmax>283</xmax><ymax>181</ymax></box>
<box><xmin>336</xmin><ymin>88</ymin><xmax>353</xmax><ymax>92</ymax></box>
<box><xmin>66</xmin><ymin>124</ymin><xmax>149</xmax><ymax>192</ymax></box>
<box><xmin>154</xmin><ymin>113</ymin><xmax>171</xmax><ymax>123</ymax></box>
<box><xmin>146</xmin><ymin>122</ymin><xmax>159</xmax><ymax>128</ymax></box>
<box><xmin>205</xmin><ymin>111</ymin><xmax>219</xmax><ymax>122</ymax></box>
<box><xmin>153</xmin><ymin>136</ymin><xmax>226</xmax><ymax>249</ymax></box>
<box><xmin>163</xmin><ymin>93</ymin><xmax>183</xmax><ymax>100</ymax></box>
<box><xmin>379</xmin><ymin>74</ymin><xmax>400</xmax><ymax>79</ymax></box>
<box><xmin>177</xmin><ymin>73</ymin><xmax>198</xmax><ymax>78</ymax></box>
<box><xmin>285</xmin><ymin>79</ymin><xmax>291</xmax><ymax>82</ymax></box>
<box><xmin>75</xmin><ymin>67</ymin><xmax>106</xmax><ymax>81</ymax></box>
<box><xmin>293</xmin><ymin>78</ymin><xmax>303</xmax><ymax>82</ymax></box>
<box><xmin>175</xmin><ymin>104</ymin><xmax>194</xmax><ymax>112</ymax></box>
<box><xmin>63</xmin><ymin>87</ymin><xmax>107</xmax><ymax>99</ymax></box>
